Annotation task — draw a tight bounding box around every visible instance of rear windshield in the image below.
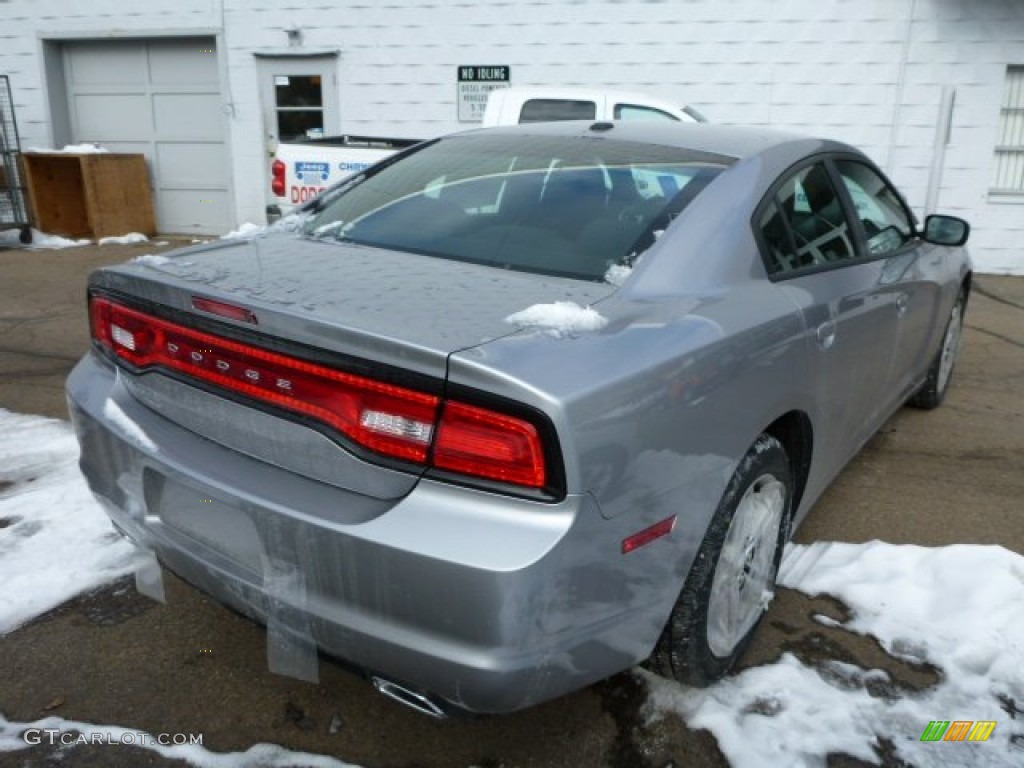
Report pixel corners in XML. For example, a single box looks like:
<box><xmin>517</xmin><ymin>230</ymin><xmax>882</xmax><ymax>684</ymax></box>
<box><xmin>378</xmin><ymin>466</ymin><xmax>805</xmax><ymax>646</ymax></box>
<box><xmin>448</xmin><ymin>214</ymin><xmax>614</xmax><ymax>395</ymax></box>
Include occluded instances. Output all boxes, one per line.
<box><xmin>302</xmin><ymin>133</ymin><xmax>731</xmax><ymax>281</ymax></box>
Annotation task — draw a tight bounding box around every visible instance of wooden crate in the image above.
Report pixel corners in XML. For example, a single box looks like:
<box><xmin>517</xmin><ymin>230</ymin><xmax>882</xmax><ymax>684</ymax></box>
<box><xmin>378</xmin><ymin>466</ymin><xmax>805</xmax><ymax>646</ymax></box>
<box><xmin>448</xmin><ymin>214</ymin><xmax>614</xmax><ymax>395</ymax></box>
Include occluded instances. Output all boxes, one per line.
<box><xmin>23</xmin><ymin>153</ymin><xmax>156</xmax><ymax>239</ymax></box>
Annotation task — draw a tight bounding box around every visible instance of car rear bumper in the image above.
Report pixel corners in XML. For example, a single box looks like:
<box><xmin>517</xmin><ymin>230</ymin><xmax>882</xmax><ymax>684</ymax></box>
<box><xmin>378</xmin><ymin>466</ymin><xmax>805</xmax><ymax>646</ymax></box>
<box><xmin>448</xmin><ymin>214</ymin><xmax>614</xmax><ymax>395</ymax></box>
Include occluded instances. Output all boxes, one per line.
<box><xmin>66</xmin><ymin>352</ymin><xmax>671</xmax><ymax>713</ymax></box>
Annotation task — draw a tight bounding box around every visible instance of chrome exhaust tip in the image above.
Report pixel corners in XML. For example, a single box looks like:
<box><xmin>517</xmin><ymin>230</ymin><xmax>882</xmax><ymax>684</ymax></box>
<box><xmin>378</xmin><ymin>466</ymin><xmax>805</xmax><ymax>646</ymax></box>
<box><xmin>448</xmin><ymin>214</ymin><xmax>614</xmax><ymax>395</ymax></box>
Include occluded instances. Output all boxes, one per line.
<box><xmin>371</xmin><ymin>676</ymin><xmax>447</xmax><ymax>719</ymax></box>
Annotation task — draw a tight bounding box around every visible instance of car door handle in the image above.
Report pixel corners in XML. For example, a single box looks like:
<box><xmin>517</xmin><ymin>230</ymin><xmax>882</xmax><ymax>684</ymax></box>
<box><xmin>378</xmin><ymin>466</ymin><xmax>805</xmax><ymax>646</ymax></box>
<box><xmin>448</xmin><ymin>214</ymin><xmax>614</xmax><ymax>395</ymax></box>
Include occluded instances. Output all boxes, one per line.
<box><xmin>815</xmin><ymin>320</ymin><xmax>836</xmax><ymax>350</ymax></box>
<box><xmin>896</xmin><ymin>293</ymin><xmax>909</xmax><ymax>317</ymax></box>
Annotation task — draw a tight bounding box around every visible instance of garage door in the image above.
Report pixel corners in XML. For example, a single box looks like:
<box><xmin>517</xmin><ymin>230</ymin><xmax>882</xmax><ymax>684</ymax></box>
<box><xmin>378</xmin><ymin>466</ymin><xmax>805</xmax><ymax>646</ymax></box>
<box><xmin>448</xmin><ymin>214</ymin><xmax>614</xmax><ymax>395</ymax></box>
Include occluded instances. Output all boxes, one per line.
<box><xmin>64</xmin><ymin>38</ymin><xmax>231</xmax><ymax>235</ymax></box>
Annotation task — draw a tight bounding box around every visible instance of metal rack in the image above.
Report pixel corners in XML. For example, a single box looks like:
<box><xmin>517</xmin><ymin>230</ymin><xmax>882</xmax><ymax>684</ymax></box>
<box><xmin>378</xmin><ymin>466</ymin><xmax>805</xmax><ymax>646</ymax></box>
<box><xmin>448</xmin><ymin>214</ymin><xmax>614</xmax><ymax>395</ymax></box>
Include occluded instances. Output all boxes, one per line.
<box><xmin>0</xmin><ymin>75</ymin><xmax>32</xmax><ymax>244</ymax></box>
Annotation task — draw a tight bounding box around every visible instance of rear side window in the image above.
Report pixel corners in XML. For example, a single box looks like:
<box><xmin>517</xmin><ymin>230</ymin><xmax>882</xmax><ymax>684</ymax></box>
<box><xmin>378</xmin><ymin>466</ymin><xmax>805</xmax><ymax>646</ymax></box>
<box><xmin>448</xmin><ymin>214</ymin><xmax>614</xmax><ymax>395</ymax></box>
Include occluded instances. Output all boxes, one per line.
<box><xmin>834</xmin><ymin>160</ymin><xmax>914</xmax><ymax>256</ymax></box>
<box><xmin>518</xmin><ymin>99</ymin><xmax>596</xmax><ymax>123</ymax></box>
<box><xmin>613</xmin><ymin>103</ymin><xmax>680</xmax><ymax>122</ymax></box>
<box><xmin>759</xmin><ymin>163</ymin><xmax>855</xmax><ymax>275</ymax></box>
<box><xmin>303</xmin><ymin>135</ymin><xmax>733</xmax><ymax>281</ymax></box>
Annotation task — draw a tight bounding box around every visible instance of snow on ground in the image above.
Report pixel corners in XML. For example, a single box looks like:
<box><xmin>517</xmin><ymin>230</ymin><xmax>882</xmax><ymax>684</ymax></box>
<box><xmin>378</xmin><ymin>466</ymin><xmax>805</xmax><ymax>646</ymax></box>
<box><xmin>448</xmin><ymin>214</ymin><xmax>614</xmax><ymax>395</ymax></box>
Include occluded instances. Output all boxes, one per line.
<box><xmin>0</xmin><ymin>409</ymin><xmax>142</xmax><ymax>635</ymax></box>
<box><xmin>97</xmin><ymin>232</ymin><xmax>149</xmax><ymax>246</ymax></box>
<box><xmin>0</xmin><ymin>713</ymin><xmax>359</xmax><ymax>767</ymax></box>
<box><xmin>1</xmin><ymin>228</ymin><xmax>151</xmax><ymax>250</ymax></box>
<box><xmin>505</xmin><ymin>301</ymin><xmax>608</xmax><ymax>337</ymax></box>
<box><xmin>25</xmin><ymin>143</ymin><xmax>110</xmax><ymax>154</ymax></box>
<box><xmin>0</xmin><ymin>228</ymin><xmax>91</xmax><ymax>249</ymax></box>
<box><xmin>645</xmin><ymin>540</ymin><xmax>1024</xmax><ymax>767</ymax></box>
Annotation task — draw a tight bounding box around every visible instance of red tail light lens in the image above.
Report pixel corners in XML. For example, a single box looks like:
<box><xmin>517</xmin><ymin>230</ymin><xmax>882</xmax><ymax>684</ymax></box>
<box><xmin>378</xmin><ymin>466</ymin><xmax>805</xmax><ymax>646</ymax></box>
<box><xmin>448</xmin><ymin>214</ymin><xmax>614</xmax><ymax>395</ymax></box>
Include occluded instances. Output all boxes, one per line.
<box><xmin>271</xmin><ymin>159</ymin><xmax>286</xmax><ymax>197</ymax></box>
<box><xmin>89</xmin><ymin>296</ymin><xmax>553</xmax><ymax>491</ymax></box>
<box><xmin>90</xmin><ymin>297</ymin><xmax>439</xmax><ymax>463</ymax></box>
<box><xmin>434</xmin><ymin>402</ymin><xmax>546</xmax><ymax>488</ymax></box>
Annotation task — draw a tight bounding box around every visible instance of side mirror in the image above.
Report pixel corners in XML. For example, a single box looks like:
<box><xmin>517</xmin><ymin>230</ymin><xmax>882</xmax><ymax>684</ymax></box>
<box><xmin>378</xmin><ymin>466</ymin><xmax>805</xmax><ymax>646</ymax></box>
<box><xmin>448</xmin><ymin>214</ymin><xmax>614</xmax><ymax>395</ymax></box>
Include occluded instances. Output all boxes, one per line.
<box><xmin>922</xmin><ymin>214</ymin><xmax>969</xmax><ymax>247</ymax></box>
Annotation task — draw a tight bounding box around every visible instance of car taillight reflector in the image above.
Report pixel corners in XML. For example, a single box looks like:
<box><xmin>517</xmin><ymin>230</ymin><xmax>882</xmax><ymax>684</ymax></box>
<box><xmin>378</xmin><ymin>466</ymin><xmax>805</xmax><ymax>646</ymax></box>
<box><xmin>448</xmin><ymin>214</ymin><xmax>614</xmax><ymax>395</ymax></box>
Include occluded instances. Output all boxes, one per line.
<box><xmin>271</xmin><ymin>159</ymin><xmax>286</xmax><ymax>197</ymax></box>
<box><xmin>89</xmin><ymin>296</ymin><xmax>552</xmax><ymax>491</ymax></box>
<box><xmin>622</xmin><ymin>515</ymin><xmax>677</xmax><ymax>554</ymax></box>
<box><xmin>434</xmin><ymin>401</ymin><xmax>547</xmax><ymax>488</ymax></box>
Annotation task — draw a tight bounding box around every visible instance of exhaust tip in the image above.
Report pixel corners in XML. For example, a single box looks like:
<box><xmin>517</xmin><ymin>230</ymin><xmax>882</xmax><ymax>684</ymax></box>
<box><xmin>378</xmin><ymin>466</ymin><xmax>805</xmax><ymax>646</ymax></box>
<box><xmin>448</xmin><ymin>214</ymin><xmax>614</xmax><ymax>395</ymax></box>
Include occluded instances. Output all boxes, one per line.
<box><xmin>371</xmin><ymin>676</ymin><xmax>447</xmax><ymax>719</ymax></box>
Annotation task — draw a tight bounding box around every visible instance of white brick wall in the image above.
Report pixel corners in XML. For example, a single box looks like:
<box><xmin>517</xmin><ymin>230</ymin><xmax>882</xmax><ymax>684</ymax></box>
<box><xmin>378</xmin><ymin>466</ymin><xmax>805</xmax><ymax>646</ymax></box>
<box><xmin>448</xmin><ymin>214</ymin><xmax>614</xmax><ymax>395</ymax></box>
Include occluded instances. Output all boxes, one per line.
<box><xmin>2</xmin><ymin>0</ymin><xmax>1022</xmax><ymax>271</ymax></box>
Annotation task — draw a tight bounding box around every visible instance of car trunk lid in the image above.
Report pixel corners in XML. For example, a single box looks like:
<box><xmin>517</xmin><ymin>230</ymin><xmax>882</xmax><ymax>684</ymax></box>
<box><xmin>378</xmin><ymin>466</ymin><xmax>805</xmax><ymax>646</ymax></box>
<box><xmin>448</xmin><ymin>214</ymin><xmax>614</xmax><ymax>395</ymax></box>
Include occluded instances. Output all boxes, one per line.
<box><xmin>89</xmin><ymin>234</ymin><xmax>613</xmax><ymax>500</ymax></box>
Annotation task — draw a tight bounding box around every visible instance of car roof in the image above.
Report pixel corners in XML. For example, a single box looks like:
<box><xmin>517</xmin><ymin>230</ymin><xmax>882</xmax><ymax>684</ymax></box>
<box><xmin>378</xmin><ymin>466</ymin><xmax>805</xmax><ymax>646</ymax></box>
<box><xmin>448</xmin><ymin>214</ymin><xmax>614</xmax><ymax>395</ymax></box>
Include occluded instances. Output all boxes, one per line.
<box><xmin>454</xmin><ymin>120</ymin><xmax>859</xmax><ymax>167</ymax></box>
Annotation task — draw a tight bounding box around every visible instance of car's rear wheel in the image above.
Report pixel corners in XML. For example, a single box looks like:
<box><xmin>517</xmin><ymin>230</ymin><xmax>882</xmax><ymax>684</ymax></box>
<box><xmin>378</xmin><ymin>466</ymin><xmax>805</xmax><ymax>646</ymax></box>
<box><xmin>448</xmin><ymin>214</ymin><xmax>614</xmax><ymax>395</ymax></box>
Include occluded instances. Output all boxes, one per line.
<box><xmin>648</xmin><ymin>433</ymin><xmax>793</xmax><ymax>687</ymax></box>
<box><xmin>909</xmin><ymin>288</ymin><xmax>967</xmax><ymax>410</ymax></box>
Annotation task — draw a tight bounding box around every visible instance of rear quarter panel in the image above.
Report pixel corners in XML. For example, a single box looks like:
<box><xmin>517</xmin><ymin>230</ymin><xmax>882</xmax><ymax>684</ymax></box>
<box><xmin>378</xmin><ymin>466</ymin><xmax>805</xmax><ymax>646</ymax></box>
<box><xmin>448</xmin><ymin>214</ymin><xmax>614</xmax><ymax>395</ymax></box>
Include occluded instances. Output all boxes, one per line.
<box><xmin>449</xmin><ymin>260</ymin><xmax>814</xmax><ymax>655</ymax></box>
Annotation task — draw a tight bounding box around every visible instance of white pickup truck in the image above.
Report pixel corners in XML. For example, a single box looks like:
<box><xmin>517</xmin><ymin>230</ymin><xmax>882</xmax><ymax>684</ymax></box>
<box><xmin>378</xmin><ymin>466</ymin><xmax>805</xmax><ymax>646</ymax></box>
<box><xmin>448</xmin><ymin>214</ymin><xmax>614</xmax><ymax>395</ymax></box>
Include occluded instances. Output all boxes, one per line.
<box><xmin>268</xmin><ymin>87</ymin><xmax>706</xmax><ymax>218</ymax></box>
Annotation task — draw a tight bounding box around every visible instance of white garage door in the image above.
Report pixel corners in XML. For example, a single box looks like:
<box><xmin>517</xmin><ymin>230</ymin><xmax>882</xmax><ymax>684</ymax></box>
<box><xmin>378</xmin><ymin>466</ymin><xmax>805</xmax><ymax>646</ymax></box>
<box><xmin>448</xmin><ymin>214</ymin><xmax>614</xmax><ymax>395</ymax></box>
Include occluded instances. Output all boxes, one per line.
<box><xmin>64</xmin><ymin>38</ymin><xmax>231</xmax><ymax>235</ymax></box>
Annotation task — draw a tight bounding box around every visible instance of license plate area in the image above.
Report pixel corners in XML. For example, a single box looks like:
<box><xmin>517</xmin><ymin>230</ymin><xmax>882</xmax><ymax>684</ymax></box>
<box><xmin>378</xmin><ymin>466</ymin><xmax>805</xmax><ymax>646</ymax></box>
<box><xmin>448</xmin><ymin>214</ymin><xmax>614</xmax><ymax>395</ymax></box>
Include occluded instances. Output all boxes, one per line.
<box><xmin>143</xmin><ymin>468</ymin><xmax>264</xmax><ymax>574</ymax></box>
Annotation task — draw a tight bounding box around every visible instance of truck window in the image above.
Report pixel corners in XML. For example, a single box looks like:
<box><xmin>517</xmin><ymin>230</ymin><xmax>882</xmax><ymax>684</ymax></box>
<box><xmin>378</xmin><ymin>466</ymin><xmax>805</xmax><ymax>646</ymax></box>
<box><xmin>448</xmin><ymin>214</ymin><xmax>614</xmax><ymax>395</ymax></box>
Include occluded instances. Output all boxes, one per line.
<box><xmin>519</xmin><ymin>99</ymin><xmax>597</xmax><ymax>123</ymax></box>
<box><xmin>613</xmin><ymin>103</ymin><xmax>680</xmax><ymax>122</ymax></box>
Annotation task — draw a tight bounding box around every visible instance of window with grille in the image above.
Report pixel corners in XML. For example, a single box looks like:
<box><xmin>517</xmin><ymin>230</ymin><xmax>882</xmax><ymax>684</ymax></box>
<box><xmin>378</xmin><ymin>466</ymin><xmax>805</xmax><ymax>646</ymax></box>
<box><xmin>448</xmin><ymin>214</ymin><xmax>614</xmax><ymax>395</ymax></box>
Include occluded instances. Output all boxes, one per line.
<box><xmin>992</xmin><ymin>66</ymin><xmax>1024</xmax><ymax>195</ymax></box>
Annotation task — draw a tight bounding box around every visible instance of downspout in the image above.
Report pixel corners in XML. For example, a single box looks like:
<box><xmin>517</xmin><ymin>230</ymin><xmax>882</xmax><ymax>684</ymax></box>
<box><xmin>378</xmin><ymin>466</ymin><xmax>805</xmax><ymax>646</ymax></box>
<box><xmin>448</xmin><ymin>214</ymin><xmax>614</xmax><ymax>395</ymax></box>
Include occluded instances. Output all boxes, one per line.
<box><xmin>885</xmin><ymin>0</ymin><xmax>917</xmax><ymax>174</ymax></box>
<box><xmin>219</xmin><ymin>0</ymin><xmax>235</xmax><ymax>118</ymax></box>
<box><xmin>924</xmin><ymin>86</ymin><xmax>955</xmax><ymax>215</ymax></box>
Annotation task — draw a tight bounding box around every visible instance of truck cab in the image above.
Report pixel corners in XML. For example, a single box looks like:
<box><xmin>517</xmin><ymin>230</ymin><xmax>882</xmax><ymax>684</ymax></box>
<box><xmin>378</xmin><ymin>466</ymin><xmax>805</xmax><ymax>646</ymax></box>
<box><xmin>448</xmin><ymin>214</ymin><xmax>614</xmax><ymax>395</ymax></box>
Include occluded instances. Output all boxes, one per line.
<box><xmin>482</xmin><ymin>86</ymin><xmax>706</xmax><ymax>127</ymax></box>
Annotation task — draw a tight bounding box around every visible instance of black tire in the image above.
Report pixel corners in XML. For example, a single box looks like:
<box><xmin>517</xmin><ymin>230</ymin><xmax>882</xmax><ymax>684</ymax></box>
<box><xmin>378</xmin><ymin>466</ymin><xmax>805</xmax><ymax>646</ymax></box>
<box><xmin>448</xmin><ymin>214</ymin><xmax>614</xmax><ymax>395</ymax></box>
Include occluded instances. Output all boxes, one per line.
<box><xmin>648</xmin><ymin>433</ymin><xmax>793</xmax><ymax>687</ymax></box>
<box><xmin>908</xmin><ymin>288</ymin><xmax>967</xmax><ymax>410</ymax></box>
<box><xmin>19</xmin><ymin>227</ymin><xmax>32</xmax><ymax>245</ymax></box>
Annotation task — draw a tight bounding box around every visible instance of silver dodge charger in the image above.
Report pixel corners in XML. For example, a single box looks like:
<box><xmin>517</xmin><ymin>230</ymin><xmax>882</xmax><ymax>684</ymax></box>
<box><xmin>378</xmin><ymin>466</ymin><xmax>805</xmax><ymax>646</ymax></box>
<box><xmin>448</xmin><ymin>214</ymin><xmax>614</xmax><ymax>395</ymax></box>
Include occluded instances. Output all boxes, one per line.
<box><xmin>67</xmin><ymin>121</ymin><xmax>971</xmax><ymax>715</ymax></box>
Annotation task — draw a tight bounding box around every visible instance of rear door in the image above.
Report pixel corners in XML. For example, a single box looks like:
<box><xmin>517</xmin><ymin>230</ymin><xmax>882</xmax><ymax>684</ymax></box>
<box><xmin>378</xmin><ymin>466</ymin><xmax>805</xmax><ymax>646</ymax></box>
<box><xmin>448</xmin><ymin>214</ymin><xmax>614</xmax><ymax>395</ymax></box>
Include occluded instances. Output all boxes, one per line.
<box><xmin>756</xmin><ymin>159</ymin><xmax>900</xmax><ymax>475</ymax></box>
<box><xmin>258</xmin><ymin>56</ymin><xmax>340</xmax><ymax>207</ymax></box>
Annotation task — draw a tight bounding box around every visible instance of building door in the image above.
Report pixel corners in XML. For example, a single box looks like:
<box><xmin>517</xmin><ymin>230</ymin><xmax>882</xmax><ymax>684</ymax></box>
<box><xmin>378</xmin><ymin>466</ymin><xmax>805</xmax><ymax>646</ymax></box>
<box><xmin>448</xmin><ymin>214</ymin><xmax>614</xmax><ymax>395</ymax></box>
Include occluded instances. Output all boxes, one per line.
<box><xmin>257</xmin><ymin>56</ymin><xmax>339</xmax><ymax>206</ymax></box>
<box><xmin>63</xmin><ymin>38</ymin><xmax>232</xmax><ymax>235</ymax></box>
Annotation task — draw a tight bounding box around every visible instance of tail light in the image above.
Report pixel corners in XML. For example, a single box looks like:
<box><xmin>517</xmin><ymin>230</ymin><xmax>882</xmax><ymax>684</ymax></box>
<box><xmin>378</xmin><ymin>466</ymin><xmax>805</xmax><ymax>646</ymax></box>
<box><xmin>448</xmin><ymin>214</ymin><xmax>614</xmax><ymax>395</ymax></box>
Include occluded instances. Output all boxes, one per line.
<box><xmin>434</xmin><ymin>402</ymin><xmax>546</xmax><ymax>488</ymax></box>
<box><xmin>271</xmin><ymin>159</ymin><xmax>286</xmax><ymax>197</ymax></box>
<box><xmin>90</xmin><ymin>296</ymin><xmax>551</xmax><ymax>491</ymax></box>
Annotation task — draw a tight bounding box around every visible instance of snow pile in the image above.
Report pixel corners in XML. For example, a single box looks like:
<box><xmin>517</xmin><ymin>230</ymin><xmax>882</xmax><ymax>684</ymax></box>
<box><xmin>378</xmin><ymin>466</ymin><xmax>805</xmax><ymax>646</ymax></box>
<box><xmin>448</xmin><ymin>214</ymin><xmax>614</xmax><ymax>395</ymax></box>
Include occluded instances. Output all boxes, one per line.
<box><xmin>25</xmin><ymin>143</ymin><xmax>110</xmax><ymax>154</ymax></box>
<box><xmin>98</xmin><ymin>232</ymin><xmax>149</xmax><ymax>246</ymax></box>
<box><xmin>221</xmin><ymin>213</ymin><xmax>311</xmax><ymax>240</ymax></box>
<box><xmin>505</xmin><ymin>301</ymin><xmax>608</xmax><ymax>337</ymax></box>
<box><xmin>645</xmin><ymin>540</ymin><xmax>1024</xmax><ymax>767</ymax></box>
<box><xmin>221</xmin><ymin>222</ymin><xmax>266</xmax><ymax>240</ymax></box>
<box><xmin>131</xmin><ymin>253</ymin><xmax>172</xmax><ymax>267</ymax></box>
<box><xmin>0</xmin><ymin>228</ymin><xmax>91</xmax><ymax>249</ymax></box>
<box><xmin>604</xmin><ymin>263</ymin><xmax>633</xmax><ymax>286</ymax></box>
<box><xmin>311</xmin><ymin>220</ymin><xmax>345</xmax><ymax>237</ymax></box>
<box><xmin>0</xmin><ymin>713</ymin><xmax>359</xmax><ymax>767</ymax></box>
<box><xmin>0</xmin><ymin>409</ymin><xmax>143</xmax><ymax>635</ymax></box>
